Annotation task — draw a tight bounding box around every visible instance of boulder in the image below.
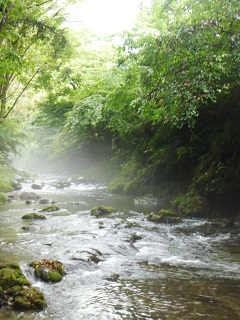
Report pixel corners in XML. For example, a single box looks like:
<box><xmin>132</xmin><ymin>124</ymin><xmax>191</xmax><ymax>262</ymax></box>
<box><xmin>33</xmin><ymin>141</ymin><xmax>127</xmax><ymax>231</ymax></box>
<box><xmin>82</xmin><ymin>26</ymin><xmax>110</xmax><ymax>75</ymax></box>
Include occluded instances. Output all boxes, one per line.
<box><xmin>11</xmin><ymin>180</ymin><xmax>22</xmax><ymax>190</ymax></box>
<box><xmin>14</xmin><ymin>175</ymin><xmax>24</xmax><ymax>182</ymax></box>
<box><xmin>30</xmin><ymin>259</ymin><xmax>66</xmax><ymax>283</ymax></box>
<box><xmin>40</xmin><ymin>206</ymin><xmax>60</xmax><ymax>212</ymax></box>
<box><xmin>147</xmin><ymin>209</ymin><xmax>182</xmax><ymax>224</ymax></box>
<box><xmin>0</xmin><ymin>263</ymin><xmax>46</xmax><ymax>310</ymax></box>
<box><xmin>39</xmin><ymin>198</ymin><xmax>54</xmax><ymax>204</ymax></box>
<box><xmin>90</xmin><ymin>206</ymin><xmax>117</xmax><ymax>217</ymax></box>
<box><xmin>22</xmin><ymin>213</ymin><xmax>46</xmax><ymax>220</ymax></box>
<box><xmin>31</xmin><ymin>183</ymin><xmax>42</xmax><ymax>190</ymax></box>
<box><xmin>20</xmin><ymin>192</ymin><xmax>40</xmax><ymax>200</ymax></box>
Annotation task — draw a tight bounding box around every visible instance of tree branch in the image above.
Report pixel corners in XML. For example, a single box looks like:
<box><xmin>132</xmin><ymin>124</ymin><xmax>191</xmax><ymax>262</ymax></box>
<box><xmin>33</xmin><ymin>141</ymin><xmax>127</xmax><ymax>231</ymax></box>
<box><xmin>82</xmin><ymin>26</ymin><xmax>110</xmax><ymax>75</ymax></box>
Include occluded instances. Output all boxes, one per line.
<box><xmin>3</xmin><ymin>65</ymin><xmax>44</xmax><ymax>118</ymax></box>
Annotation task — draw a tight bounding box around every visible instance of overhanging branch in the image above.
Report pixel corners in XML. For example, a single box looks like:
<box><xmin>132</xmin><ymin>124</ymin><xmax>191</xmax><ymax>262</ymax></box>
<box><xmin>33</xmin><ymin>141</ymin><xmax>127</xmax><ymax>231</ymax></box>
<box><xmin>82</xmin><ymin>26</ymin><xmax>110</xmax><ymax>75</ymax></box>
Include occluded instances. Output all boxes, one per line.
<box><xmin>3</xmin><ymin>65</ymin><xmax>44</xmax><ymax>118</ymax></box>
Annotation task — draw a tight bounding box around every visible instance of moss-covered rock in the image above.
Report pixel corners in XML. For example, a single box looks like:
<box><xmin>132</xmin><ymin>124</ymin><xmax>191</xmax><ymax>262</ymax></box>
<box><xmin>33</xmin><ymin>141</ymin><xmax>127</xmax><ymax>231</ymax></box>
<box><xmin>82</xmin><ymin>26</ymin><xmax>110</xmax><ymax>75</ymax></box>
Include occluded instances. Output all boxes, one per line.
<box><xmin>40</xmin><ymin>206</ymin><xmax>60</xmax><ymax>212</ymax></box>
<box><xmin>22</xmin><ymin>213</ymin><xmax>46</xmax><ymax>220</ymax></box>
<box><xmin>30</xmin><ymin>259</ymin><xmax>66</xmax><ymax>283</ymax></box>
<box><xmin>147</xmin><ymin>209</ymin><xmax>182</xmax><ymax>224</ymax></box>
<box><xmin>0</xmin><ymin>263</ymin><xmax>46</xmax><ymax>310</ymax></box>
<box><xmin>90</xmin><ymin>206</ymin><xmax>117</xmax><ymax>217</ymax></box>
<box><xmin>0</xmin><ymin>193</ymin><xmax>7</xmax><ymax>204</ymax></box>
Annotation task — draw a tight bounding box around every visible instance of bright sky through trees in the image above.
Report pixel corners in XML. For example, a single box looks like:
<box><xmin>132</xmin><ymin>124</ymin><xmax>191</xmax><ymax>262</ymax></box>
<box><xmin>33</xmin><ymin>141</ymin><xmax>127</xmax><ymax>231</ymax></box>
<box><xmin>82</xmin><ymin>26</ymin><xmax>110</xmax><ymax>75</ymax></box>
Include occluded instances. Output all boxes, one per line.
<box><xmin>67</xmin><ymin>0</ymin><xmax>141</xmax><ymax>35</ymax></box>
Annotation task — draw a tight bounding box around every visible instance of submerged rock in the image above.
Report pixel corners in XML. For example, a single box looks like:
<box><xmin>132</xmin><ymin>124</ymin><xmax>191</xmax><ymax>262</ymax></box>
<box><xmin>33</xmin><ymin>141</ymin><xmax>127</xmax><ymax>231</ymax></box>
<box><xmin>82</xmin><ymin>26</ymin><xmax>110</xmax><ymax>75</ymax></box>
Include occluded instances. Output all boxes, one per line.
<box><xmin>30</xmin><ymin>259</ymin><xmax>66</xmax><ymax>283</ymax></box>
<box><xmin>22</xmin><ymin>213</ymin><xmax>46</xmax><ymax>220</ymax></box>
<box><xmin>147</xmin><ymin>209</ymin><xmax>182</xmax><ymax>224</ymax></box>
<box><xmin>90</xmin><ymin>206</ymin><xmax>117</xmax><ymax>217</ymax></box>
<box><xmin>0</xmin><ymin>263</ymin><xmax>46</xmax><ymax>310</ymax></box>
<box><xmin>20</xmin><ymin>192</ymin><xmax>40</xmax><ymax>200</ymax></box>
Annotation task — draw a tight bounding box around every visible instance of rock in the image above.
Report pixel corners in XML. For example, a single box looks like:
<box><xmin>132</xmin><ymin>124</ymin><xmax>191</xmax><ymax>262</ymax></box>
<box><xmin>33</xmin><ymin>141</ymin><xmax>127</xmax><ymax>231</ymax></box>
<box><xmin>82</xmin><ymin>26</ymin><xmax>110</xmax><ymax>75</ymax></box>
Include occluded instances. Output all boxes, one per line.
<box><xmin>119</xmin><ymin>218</ymin><xmax>140</xmax><ymax>228</ymax></box>
<box><xmin>106</xmin><ymin>273</ymin><xmax>120</xmax><ymax>282</ymax></box>
<box><xmin>31</xmin><ymin>183</ymin><xmax>42</xmax><ymax>190</ymax></box>
<box><xmin>20</xmin><ymin>192</ymin><xmax>40</xmax><ymax>200</ymax></box>
<box><xmin>14</xmin><ymin>175</ymin><xmax>24</xmax><ymax>182</ymax></box>
<box><xmin>128</xmin><ymin>234</ymin><xmax>143</xmax><ymax>243</ymax></box>
<box><xmin>48</xmin><ymin>180</ymin><xmax>70</xmax><ymax>189</ymax></box>
<box><xmin>25</xmin><ymin>200</ymin><xmax>36</xmax><ymax>205</ymax></box>
<box><xmin>147</xmin><ymin>209</ymin><xmax>182</xmax><ymax>224</ymax></box>
<box><xmin>40</xmin><ymin>206</ymin><xmax>60</xmax><ymax>212</ymax></box>
<box><xmin>29</xmin><ymin>259</ymin><xmax>66</xmax><ymax>283</ymax></box>
<box><xmin>71</xmin><ymin>249</ymin><xmax>102</xmax><ymax>264</ymax></box>
<box><xmin>90</xmin><ymin>206</ymin><xmax>117</xmax><ymax>217</ymax></box>
<box><xmin>22</xmin><ymin>213</ymin><xmax>46</xmax><ymax>220</ymax></box>
<box><xmin>0</xmin><ymin>263</ymin><xmax>46</xmax><ymax>310</ymax></box>
<box><xmin>11</xmin><ymin>180</ymin><xmax>22</xmax><ymax>190</ymax></box>
<box><xmin>39</xmin><ymin>198</ymin><xmax>54</xmax><ymax>205</ymax></box>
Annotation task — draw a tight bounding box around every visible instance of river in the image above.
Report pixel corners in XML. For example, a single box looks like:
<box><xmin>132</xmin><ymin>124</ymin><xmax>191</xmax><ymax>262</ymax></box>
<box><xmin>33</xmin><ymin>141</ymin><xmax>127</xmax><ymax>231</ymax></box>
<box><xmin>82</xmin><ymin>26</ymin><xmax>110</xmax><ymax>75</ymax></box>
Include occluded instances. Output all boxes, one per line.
<box><xmin>0</xmin><ymin>173</ymin><xmax>240</xmax><ymax>319</ymax></box>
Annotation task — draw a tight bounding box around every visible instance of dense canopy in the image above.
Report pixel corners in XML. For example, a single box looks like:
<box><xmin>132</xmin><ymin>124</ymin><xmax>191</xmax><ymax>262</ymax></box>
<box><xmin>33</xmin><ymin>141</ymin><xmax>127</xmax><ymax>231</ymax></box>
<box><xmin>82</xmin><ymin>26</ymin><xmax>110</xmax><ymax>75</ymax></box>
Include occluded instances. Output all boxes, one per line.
<box><xmin>1</xmin><ymin>0</ymin><xmax>240</xmax><ymax>217</ymax></box>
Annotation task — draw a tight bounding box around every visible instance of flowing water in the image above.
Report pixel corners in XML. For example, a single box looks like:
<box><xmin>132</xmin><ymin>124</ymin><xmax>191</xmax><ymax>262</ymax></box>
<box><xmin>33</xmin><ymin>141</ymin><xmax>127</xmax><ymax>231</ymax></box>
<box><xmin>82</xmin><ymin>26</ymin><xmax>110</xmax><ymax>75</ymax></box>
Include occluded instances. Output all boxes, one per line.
<box><xmin>0</xmin><ymin>174</ymin><xmax>240</xmax><ymax>320</ymax></box>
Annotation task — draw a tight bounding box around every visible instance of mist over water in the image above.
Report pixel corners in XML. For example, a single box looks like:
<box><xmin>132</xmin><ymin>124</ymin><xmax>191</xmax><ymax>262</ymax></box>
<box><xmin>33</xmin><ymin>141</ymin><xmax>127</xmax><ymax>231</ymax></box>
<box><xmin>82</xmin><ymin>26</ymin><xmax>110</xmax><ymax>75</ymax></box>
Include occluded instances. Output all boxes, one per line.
<box><xmin>0</xmin><ymin>170</ymin><xmax>240</xmax><ymax>319</ymax></box>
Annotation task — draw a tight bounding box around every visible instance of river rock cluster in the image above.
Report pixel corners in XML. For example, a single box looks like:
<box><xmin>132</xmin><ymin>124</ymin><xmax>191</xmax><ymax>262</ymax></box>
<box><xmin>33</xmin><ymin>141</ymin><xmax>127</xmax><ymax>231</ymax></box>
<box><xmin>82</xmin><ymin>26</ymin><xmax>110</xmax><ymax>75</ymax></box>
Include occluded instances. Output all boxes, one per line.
<box><xmin>0</xmin><ymin>263</ymin><xmax>46</xmax><ymax>311</ymax></box>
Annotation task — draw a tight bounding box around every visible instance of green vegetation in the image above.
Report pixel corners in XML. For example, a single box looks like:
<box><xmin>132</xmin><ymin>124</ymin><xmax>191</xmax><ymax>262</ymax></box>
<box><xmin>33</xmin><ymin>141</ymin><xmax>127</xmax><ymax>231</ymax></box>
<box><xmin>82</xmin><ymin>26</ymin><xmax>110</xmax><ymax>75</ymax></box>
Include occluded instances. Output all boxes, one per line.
<box><xmin>30</xmin><ymin>259</ymin><xmax>66</xmax><ymax>283</ymax></box>
<box><xmin>147</xmin><ymin>209</ymin><xmax>182</xmax><ymax>224</ymax></box>
<box><xmin>22</xmin><ymin>213</ymin><xmax>46</xmax><ymax>220</ymax></box>
<box><xmin>40</xmin><ymin>206</ymin><xmax>60</xmax><ymax>212</ymax></box>
<box><xmin>91</xmin><ymin>206</ymin><xmax>117</xmax><ymax>217</ymax></box>
<box><xmin>0</xmin><ymin>0</ymin><xmax>240</xmax><ymax>218</ymax></box>
<box><xmin>0</xmin><ymin>263</ymin><xmax>46</xmax><ymax>310</ymax></box>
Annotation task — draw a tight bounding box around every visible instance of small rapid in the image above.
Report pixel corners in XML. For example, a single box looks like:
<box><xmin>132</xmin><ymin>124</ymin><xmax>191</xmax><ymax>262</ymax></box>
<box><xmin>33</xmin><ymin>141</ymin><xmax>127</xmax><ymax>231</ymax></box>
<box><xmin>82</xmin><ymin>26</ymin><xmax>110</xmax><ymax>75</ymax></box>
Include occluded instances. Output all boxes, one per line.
<box><xmin>0</xmin><ymin>174</ymin><xmax>240</xmax><ymax>319</ymax></box>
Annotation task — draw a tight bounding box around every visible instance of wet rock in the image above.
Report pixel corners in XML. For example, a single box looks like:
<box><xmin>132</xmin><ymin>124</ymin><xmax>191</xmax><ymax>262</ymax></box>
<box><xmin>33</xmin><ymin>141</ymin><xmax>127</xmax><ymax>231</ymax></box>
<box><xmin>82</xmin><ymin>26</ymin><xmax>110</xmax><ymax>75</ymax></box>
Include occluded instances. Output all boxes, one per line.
<box><xmin>40</xmin><ymin>205</ymin><xmax>60</xmax><ymax>212</ymax></box>
<box><xmin>70</xmin><ymin>201</ymin><xmax>80</xmax><ymax>205</ymax></box>
<box><xmin>22</xmin><ymin>213</ymin><xmax>46</xmax><ymax>220</ymax></box>
<box><xmin>39</xmin><ymin>198</ymin><xmax>54</xmax><ymax>205</ymax></box>
<box><xmin>128</xmin><ymin>234</ymin><xmax>143</xmax><ymax>243</ymax></box>
<box><xmin>14</xmin><ymin>175</ymin><xmax>24</xmax><ymax>182</ymax></box>
<box><xmin>11</xmin><ymin>180</ymin><xmax>22</xmax><ymax>190</ymax></box>
<box><xmin>71</xmin><ymin>249</ymin><xmax>102</xmax><ymax>264</ymax></box>
<box><xmin>0</xmin><ymin>263</ymin><xmax>46</xmax><ymax>310</ymax></box>
<box><xmin>30</xmin><ymin>259</ymin><xmax>66</xmax><ymax>283</ymax></box>
<box><xmin>147</xmin><ymin>209</ymin><xmax>182</xmax><ymax>224</ymax></box>
<box><xmin>106</xmin><ymin>273</ymin><xmax>120</xmax><ymax>282</ymax></box>
<box><xmin>25</xmin><ymin>200</ymin><xmax>36</xmax><ymax>205</ymax></box>
<box><xmin>90</xmin><ymin>206</ymin><xmax>117</xmax><ymax>217</ymax></box>
<box><xmin>119</xmin><ymin>218</ymin><xmax>140</xmax><ymax>228</ymax></box>
<box><xmin>31</xmin><ymin>183</ymin><xmax>42</xmax><ymax>190</ymax></box>
<box><xmin>20</xmin><ymin>192</ymin><xmax>40</xmax><ymax>200</ymax></box>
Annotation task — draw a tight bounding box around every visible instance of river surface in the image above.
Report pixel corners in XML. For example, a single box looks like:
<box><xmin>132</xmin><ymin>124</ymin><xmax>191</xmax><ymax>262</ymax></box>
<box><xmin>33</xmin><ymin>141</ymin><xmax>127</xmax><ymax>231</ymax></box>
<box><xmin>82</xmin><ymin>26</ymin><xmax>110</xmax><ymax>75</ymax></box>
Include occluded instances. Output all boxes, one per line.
<box><xmin>0</xmin><ymin>173</ymin><xmax>240</xmax><ymax>320</ymax></box>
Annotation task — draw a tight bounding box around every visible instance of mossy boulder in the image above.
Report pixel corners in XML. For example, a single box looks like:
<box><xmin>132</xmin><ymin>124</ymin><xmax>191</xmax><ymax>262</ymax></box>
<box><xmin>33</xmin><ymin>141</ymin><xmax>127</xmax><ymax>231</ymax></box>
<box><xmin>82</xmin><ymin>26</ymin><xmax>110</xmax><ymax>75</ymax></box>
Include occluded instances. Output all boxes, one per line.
<box><xmin>0</xmin><ymin>193</ymin><xmax>7</xmax><ymax>204</ymax></box>
<box><xmin>40</xmin><ymin>206</ymin><xmax>60</xmax><ymax>212</ymax></box>
<box><xmin>22</xmin><ymin>213</ymin><xmax>46</xmax><ymax>220</ymax></box>
<box><xmin>30</xmin><ymin>259</ymin><xmax>66</xmax><ymax>283</ymax></box>
<box><xmin>0</xmin><ymin>263</ymin><xmax>46</xmax><ymax>310</ymax></box>
<box><xmin>90</xmin><ymin>206</ymin><xmax>117</xmax><ymax>217</ymax></box>
<box><xmin>147</xmin><ymin>209</ymin><xmax>182</xmax><ymax>224</ymax></box>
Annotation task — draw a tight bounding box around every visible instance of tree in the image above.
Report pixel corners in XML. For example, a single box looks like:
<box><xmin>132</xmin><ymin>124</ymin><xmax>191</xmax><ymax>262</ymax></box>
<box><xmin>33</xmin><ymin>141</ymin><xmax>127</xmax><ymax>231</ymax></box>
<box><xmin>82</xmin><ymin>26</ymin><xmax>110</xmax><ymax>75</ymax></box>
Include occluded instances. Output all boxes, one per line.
<box><xmin>0</xmin><ymin>0</ymin><xmax>77</xmax><ymax>118</ymax></box>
